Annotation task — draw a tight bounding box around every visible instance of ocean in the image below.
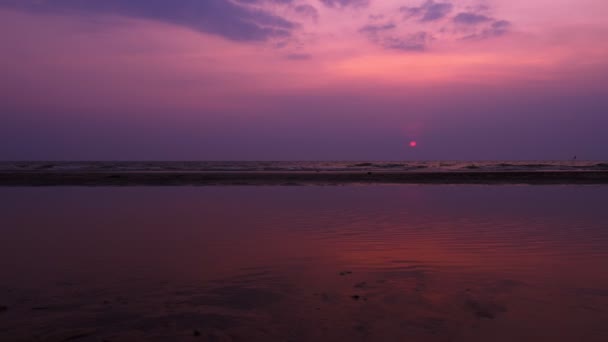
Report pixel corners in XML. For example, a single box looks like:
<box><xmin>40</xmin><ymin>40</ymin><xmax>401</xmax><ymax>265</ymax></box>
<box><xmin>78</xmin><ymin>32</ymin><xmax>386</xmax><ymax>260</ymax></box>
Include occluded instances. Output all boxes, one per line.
<box><xmin>1</xmin><ymin>160</ymin><xmax>607</xmax><ymax>172</ymax></box>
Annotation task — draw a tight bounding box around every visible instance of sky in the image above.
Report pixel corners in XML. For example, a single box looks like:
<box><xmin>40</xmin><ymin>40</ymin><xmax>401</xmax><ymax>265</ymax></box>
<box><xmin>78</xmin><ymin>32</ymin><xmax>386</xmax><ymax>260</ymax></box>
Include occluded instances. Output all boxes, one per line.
<box><xmin>1</xmin><ymin>0</ymin><xmax>607</xmax><ymax>160</ymax></box>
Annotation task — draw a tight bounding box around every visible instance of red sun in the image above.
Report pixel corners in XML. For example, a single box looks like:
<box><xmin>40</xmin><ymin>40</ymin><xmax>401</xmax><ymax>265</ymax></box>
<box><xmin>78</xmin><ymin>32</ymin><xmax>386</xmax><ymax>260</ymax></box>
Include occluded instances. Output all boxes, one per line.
<box><xmin>409</xmin><ymin>141</ymin><xmax>417</xmax><ymax>148</ymax></box>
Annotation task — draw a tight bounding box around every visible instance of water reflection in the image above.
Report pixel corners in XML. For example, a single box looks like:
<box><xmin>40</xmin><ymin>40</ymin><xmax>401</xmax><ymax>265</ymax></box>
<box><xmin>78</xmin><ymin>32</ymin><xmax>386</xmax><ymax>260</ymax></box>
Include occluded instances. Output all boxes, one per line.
<box><xmin>1</xmin><ymin>186</ymin><xmax>608</xmax><ymax>341</ymax></box>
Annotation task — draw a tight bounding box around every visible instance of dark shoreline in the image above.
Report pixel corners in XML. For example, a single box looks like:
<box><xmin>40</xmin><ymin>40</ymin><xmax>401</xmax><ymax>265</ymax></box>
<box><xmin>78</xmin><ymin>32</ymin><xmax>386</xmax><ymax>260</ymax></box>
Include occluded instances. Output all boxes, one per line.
<box><xmin>2</xmin><ymin>171</ymin><xmax>608</xmax><ymax>186</ymax></box>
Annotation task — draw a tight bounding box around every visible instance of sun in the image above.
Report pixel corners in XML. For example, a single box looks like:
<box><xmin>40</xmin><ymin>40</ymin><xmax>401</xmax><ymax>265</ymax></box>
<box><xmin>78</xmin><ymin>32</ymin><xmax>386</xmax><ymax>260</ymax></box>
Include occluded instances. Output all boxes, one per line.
<box><xmin>409</xmin><ymin>141</ymin><xmax>417</xmax><ymax>148</ymax></box>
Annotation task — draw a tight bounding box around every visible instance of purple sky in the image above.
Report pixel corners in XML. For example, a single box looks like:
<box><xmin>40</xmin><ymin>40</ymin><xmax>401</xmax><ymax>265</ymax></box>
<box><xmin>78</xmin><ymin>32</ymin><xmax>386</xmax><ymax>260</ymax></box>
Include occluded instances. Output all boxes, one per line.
<box><xmin>1</xmin><ymin>0</ymin><xmax>607</xmax><ymax>160</ymax></box>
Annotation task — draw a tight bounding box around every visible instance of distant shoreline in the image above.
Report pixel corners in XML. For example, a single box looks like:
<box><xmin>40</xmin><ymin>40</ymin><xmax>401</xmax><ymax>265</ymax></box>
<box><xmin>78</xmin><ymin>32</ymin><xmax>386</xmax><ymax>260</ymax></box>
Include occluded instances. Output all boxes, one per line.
<box><xmin>2</xmin><ymin>171</ymin><xmax>608</xmax><ymax>186</ymax></box>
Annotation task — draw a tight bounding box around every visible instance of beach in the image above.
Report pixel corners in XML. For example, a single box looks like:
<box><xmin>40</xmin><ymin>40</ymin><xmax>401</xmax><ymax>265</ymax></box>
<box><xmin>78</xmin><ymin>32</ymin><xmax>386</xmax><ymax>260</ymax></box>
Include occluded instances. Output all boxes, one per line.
<box><xmin>2</xmin><ymin>170</ymin><xmax>608</xmax><ymax>186</ymax></box>
<box><xmin>3</xmin><ymin>161</ymin><xmax>608</xmax><ymax>186</ymax></box>
<box><xmin>3</xmin><ymin>0</ymin><xmax>607</xmax><ymax>340</ymax></box>
<box><xmin>1</xmin><ymin>186</ymin><xmax>608</xmax><ymax>341</ymax></box>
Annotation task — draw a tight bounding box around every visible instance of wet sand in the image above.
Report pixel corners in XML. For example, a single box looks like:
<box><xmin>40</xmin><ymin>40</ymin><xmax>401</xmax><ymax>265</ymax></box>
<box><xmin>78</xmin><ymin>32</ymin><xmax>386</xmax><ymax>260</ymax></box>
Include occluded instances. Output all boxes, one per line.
<box><xmin>1</xmin><ymin>186</ymin><xmax>608</xmax><ymax>341</ymax></box>
<box><xmin>2</xmin><ymin>170</ymin><xmax>608</xmax><ymax>186</ymax></box>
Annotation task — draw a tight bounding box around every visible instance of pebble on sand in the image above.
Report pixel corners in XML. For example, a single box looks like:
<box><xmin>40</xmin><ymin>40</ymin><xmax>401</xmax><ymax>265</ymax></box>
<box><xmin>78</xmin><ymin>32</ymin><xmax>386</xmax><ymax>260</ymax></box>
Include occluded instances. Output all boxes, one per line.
<box><xmin>465</xmin><ymin>299</ymin><xmax>506</xmax><ymax>320</ymax></box>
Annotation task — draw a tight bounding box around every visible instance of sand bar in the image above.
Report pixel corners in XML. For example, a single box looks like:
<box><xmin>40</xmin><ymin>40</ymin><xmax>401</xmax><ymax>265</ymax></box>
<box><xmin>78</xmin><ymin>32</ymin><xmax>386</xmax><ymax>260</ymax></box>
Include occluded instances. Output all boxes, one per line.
<box><xmin>2</xmin><ymin>171</ymin><xmax>608</xmax><ymax>186</ymax></box>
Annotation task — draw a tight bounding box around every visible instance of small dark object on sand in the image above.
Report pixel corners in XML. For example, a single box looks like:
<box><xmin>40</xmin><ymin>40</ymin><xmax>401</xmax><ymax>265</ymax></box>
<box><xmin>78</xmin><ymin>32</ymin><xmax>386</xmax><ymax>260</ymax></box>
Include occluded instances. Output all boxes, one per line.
<box><xmin>0</xmin><ymin>305</ymin><xmax>7</xmax><ymax>312</ymax></box>
<box><xmin>339</xmin><ymin>271</ymin><xmax>353</xmax><ymax>276</ymax></box>
<box><xmin>465</xmin><ymin>299</ymin><xmax>506</xmax><ymax>320</ymax></box>
<box><xmin>351</xmin><ymin>295</ymin><xmax>361</xmax><ymax>300</ymax></box>
<box><xmin>61</xmin><ymin>332</ymin><xmax>93</xmax><ymax>341</ymax></box>
<box><xmin>354</xmin><ymin>324</ymin><xmax>367</xmax><ymax>333</ymax></box>
<box><xmin>193</xmin><ymin>330</ymin><xmax>201</xmax><ymax>337</ymax></box>
<box><xmin>367</xmin><ymin>172</ymin><xmax>372</xmax><ymax>175</ymax></box>
<box><xmin>475</xmin><ymin>310</ymin><xmax>495</xmax><ymax>319</ymax></box>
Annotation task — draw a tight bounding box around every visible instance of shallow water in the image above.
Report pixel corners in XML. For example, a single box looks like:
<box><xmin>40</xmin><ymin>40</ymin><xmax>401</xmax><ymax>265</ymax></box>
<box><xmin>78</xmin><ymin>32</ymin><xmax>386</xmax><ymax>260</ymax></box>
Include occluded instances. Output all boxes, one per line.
<box><xmin>1</xmin><ymin>186</ymin><xmax>608</xmax><ymax>341</ymax></box>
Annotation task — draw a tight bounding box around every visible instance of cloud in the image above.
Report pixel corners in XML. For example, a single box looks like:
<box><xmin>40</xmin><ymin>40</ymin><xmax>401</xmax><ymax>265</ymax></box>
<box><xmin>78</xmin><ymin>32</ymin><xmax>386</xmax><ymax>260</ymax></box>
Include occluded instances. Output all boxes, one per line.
<box><xmin>453</xmin><ymin>12</ymin><xmax>492</xmax><ymax>25</ymax></box>
<box><xmin>463</xmin><ymin>20</ymin><xmax>512</xmax><ymax>40</ymax></box>
<box><xmin>294</xmin><ymin>4</ymin><xmax>319</xmax><ymax>22</ymax></box>
<box><xmin>452</xmin><ymin>9</ymin><xmax>512</xmax><ymax>40</ymax></box>
<box><xmin>382</xmin><ymin>32</ymin><xmax>429</xmax><ymax>51</ymax></box>
<box><xmin>398</xmin><ymin>2</ymin><xmax>511</xmax><ymax>42</ymax></box>
<box><xmin>0</xmin><ymin>0</ymin><xmax>297</xmax><ymax>41</ymax></box>
<box><xmin>369</xmin><ymin>14</ymin><xmax>385</xmax><ymax>21</ymax></box>
<box><xmin>359</xmin><ymin>23</ymin><xmax>396</xmax><ymax>34</ymax></box>
<box><xmin>285</xmin><ymin>53</ymin><xmax>312</xmax><ymax>60</ymax></box>
<box><xmin>319</xmin><ymin>0</ymin><xmax>370</xmax><ymax>9</ymax></box>
<box><xmin>359</xmin><ymin>2</ymin><xmax>511</xmax><ymax>49</ymax></box>
<box><xmin>360</xmin><ymin>23</ymin><xmax>429</xmax><ymax>51</ymax></box>
<box><xmin>401</xmin><ymin>0</ymin><xmax>453</xmax><ymax>22</ymax></box>
<box><xmin>489</xmin><ymin>20</ymin><xmax>511</xmax><ymax>36</ymax></box>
